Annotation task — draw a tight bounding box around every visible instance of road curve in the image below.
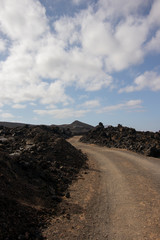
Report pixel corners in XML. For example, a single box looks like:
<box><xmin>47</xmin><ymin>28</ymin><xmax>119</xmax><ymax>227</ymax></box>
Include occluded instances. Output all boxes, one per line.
<box><xmin>68</xmin><ymin>136</ymin><xmax>160</xmax><ymax>240</ymax></box>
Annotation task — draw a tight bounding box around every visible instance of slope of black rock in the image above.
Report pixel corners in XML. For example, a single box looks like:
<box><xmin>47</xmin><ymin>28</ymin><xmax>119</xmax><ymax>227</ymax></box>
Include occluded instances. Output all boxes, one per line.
<box><xmin>80</xmin><ymin>123</ymin><xmax>160</xmax><ymax>158</ymax></box>
<box><xmin>0</xmin><ymin>121</ymin><xmax>30</xmax><ymax>128</ymax></box>
<box><xmin>0</xmin><ymin>125</ymin><xmax>87</xmax><ymax>239</ymax></box>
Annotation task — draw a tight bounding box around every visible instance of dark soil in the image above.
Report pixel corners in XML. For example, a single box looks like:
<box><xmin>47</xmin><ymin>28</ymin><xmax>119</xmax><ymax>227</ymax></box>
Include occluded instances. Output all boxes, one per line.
<box><xmin>80</xmin><ymin>123</ymin><xmax>160</xmax><ymax>158</ymax></box>
<box><xmin>0</xmin><ymin>125</ymin><xmax>87</xmax><ymax>240</ymax></box>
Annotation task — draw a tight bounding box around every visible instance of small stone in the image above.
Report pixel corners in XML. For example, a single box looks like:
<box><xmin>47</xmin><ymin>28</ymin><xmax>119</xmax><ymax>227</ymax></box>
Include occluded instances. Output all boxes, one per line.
<box><xmin>25</xmin><ymin>232</ymin><xmax>29</xmax><ymax>239</ymax></box>
<box><xmin>66</xmin><ymin>213</ymin><xmax>70</xmax><ymax>220</ymax></box>
<box><xmin>65</xmin><ymin>192</ymin><xmax>70</xmax><ymax>198</ymax></box>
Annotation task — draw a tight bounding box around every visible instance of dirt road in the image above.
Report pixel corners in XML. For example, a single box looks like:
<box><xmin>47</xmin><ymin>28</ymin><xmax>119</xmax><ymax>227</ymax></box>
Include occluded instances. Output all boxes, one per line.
<box><xmin>43</xmin><ymin>136</ymin><xmax>160</xmax><ymax>240</ymax></box>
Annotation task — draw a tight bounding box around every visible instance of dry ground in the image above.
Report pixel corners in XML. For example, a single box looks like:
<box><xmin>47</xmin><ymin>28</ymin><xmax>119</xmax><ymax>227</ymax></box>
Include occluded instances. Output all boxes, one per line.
<box><xmin>43</xmin><ymin>136</ymin><xmax>160</xmax><ymax>240</ymax></box>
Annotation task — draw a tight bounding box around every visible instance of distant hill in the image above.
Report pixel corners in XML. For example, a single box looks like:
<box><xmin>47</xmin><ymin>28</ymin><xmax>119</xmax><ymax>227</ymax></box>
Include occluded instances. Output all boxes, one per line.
<box><xmin>55</xmin><ymin>120</ymin><xmax>94</xmax><ymax>135</ymax></box>
<box><xmin>0</xmin><ymin>120</ymin><xmax>93</xmax><ymax>135</ymax></box>
<box><xmin>0</xmin><ymin>121</ymin><xmax>31</xmax><ymax>128</ymax></box>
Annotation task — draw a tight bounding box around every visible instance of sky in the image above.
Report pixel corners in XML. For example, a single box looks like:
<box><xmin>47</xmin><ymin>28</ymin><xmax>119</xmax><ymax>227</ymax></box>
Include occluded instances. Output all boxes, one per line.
<box><xmin>0</xmin><ymin>0</ymin><xmax>160</xmax><ymax>131</ymax></box>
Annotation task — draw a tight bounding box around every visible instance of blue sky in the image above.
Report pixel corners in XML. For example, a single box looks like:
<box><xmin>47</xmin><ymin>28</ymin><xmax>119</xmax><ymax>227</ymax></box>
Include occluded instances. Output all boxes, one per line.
<box><xmin>0</xmin><ymin>0</ymin><xmax>160</xmax><ymax>131</ymax></box>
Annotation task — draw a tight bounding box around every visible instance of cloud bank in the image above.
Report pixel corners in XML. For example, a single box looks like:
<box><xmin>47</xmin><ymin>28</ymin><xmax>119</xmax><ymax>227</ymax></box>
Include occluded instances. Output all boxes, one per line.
<box><xmin>119</xmin><ymin>71</ymin><xmax>160</xmax><ymax>92</ymax></box>
<box><xmin>0</xmin><ymin>0</ymin><xmax>159</xmax><ymax>120</ymax></box>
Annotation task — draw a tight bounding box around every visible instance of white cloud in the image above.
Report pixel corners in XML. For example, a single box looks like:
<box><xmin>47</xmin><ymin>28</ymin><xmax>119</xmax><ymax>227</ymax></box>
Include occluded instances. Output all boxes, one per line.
<box><xmin>34</xmin><ymin>108</ymin><xmax>89</xmax><ymax>119</ymax></box>
<box><xmin>145</xmin><ymin>30</ymin><xmax>160</xmax><ymax>53</ymax></box>
<box><xmin>80</xmin><ymin>100</ymin><xmax>100</xmax><ymax>108</ymax></box>
<box><xmin>98</xmin><ymin>99</ymin><xmax>143</xmax><ymax>113</ymax></box>
<box><xmin>12</xmin><ymin>104</ymin><xmax>26</xmax><ymax>109</ymax></box>
<box><xmin>30</xmin><ymin>102</ymin><xmax>37</xmax><ymax>106</ymax></box>
<box><xmin>0</xmin><ymin>112</ymin><xmax>14</xmax><ymax>119</ymax></box>
<box><xmin>147</xmin><ymin>0</ymin><xmax>160</xmax><ymax>27</ymax></box>
<box><xmin>34</xmin><ymin>99</ymin><xmax>143</xmax><ymax>119</ymax></box>
<box><xmin>0</xmin><ymin>103</ymin><xmax>3</xmax><ymax>108</ymax></box>
<box><xmin>35</xmin><ymin>34</ymin><xmax>112</xmax><ymax>91</ymax></box>
<box><xmin>40</xmin><ymin>81</ymin><xmax>72</xmax><ymax>105</ymax></box>
<box><xmin>0</xmin><ymin>0</ymin><xmax>49</xmax><ymax>105</ymax></box>
<box><xmin>72</xmin><ymin>0</ymin><xmax>84</xmax><ymax>5</ymax></box>
<box><xmin>78</xmin><ymin>0</ymin><xmax>155</xmax><ymax>72</ymax></box>
<box><xmin>119</xmin><ymin>71</ymin><xmax>160</xmax><ymax>93</ymax></box>
<box><xmin>0</xmin><ymin>0</ymin><xmax>48</xmax><ymax>41</ymax></box>
<box><xmin>0</xmin><ymin>0</ymin><xmax>159</xmax><ymax>114</ymax></box>
<box><xmin>54</xmin><ymin>17</ymin><xmax>79</xmax><ymax>46</ymax></box>
<box><xmin>97</xmin><ymin>0</ymin><xmax>150</xmax><ymax>19</ymax></box>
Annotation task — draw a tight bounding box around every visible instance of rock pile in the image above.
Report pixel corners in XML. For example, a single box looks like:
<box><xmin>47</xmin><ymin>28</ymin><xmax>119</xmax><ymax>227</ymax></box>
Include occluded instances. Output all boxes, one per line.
<box><xmin>80</xmin><ymin>123</ymin><xmax>160</xmax><ymax>158</ymax></box>
<box><xmin>0</xmin><ymin>125</ymin><xmax>87</xmax><ymax>239</ymax></box>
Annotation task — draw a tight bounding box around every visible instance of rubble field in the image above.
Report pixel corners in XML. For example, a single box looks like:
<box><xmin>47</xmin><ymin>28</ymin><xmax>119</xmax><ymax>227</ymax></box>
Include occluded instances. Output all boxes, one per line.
<box><xmin>0</xmin><ymin>125</ymin><xmax>87</xmax><ymax>240</ymax></box>
<box><xmin>80</xmin><ymin>123</ymin><xmax>160</xmax><ymax>158</ymax></box>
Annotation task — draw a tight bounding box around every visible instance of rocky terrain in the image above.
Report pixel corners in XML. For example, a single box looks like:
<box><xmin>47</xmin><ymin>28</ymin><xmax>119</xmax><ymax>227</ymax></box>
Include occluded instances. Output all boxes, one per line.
<box><xmin>0</xmin><ymin>125</ymin><xmax>87</xmax><ymax>239</ymax></box>
<box><xmin>0</xmin><ymin>120</ymin><xmax>94</xmax><ymax>136</ymax></box>
<box><xmin>1</xmin><ymin>120</ymin><xmax>159</xmax><ymax>239</ymax></box>
<box><xmin>80</xmin><ymin>123</ymin><xmax>160</xmax><ymax>158</ymax></box>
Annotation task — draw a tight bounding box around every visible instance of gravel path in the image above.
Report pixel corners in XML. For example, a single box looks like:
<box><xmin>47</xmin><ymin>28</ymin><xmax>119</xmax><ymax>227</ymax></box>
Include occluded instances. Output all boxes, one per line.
<box><xmin>43</xmin><ymin>136</ymin><xmax>160</xmax><ymax>240</ymax></box>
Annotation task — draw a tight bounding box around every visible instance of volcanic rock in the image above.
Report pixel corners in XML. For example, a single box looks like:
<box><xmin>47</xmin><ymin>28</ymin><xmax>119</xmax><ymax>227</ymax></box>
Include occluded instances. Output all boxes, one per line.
<box><xmin>80</xmin><ymin>123</ymin><xmax>160</xmax><ymax>158</ymax></box>
<box><xmin>0</xmin><ymin>125</ymin><xmax>87</xmax><ymax>239</ymax></box>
